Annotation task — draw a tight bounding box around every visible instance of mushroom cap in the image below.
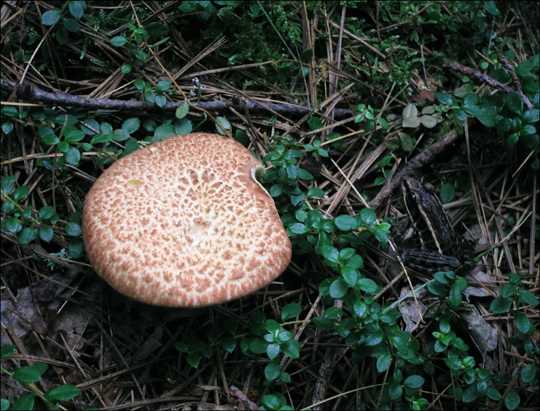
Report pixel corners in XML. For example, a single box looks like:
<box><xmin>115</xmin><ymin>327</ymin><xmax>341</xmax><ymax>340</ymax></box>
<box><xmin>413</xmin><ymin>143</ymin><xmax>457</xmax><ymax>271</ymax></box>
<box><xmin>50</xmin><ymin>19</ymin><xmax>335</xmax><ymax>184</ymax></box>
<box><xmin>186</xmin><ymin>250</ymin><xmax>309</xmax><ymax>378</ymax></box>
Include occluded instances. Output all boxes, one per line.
<box><xmin>82</xmin><ymin>133</ymin><xmax>291</xmax><ymax>307</ymax></box>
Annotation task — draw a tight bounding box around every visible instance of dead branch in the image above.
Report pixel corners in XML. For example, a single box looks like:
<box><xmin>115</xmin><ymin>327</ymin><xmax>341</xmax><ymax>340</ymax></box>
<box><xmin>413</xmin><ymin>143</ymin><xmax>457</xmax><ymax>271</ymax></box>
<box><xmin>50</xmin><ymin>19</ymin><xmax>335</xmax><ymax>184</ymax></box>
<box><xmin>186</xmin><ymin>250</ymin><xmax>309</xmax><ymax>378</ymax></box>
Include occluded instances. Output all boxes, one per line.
<box><xmin>0</xmin><ymin>79</ymin><xmax>355</xmax><ymax>118</ymax></box>
<box><xmin>442</xmin><ymin>59</ymin><xmax>533</xmax><ymax>110</ymax></box>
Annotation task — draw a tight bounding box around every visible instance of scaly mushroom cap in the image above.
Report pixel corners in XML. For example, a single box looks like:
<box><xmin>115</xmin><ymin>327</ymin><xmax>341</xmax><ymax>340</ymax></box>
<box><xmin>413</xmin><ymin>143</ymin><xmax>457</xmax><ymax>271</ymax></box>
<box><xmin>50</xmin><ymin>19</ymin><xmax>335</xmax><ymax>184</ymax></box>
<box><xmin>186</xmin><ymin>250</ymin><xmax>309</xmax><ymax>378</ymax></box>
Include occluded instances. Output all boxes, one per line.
<box><xmin>82</xmin><ymin>133</ymin><xmax>292</xmax><ymax>307</ymax></box>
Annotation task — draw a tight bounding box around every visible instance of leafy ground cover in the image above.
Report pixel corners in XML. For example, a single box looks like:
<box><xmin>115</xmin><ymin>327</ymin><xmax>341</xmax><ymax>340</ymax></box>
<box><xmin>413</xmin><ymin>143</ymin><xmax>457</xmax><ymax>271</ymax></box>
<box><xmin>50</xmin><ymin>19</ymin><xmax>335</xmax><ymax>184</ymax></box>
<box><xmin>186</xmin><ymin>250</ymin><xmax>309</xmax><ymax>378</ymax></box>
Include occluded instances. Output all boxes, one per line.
<box><xmin>1</xmin><ymin>1</ymin><xmax>538</xmax><ymax>410</ymax></box>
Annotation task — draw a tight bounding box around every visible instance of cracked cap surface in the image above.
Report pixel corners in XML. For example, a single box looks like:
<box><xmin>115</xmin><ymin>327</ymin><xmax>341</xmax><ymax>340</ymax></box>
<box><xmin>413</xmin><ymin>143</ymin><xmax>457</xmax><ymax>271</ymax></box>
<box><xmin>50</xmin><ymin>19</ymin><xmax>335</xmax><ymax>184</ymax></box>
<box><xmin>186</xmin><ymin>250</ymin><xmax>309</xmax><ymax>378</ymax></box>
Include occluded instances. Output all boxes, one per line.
<box><xmin>82</xmin><ymin>133</ymin><xmax>292</xmax><ymax>306</ymax></box>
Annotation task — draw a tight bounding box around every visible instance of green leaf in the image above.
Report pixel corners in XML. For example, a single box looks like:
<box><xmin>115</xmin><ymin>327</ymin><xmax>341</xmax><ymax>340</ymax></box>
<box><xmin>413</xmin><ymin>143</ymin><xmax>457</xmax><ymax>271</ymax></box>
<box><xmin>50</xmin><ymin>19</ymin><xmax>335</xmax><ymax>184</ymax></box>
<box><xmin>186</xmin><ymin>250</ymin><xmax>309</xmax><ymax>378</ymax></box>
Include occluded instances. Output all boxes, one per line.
<box><xmin>122</xmin><ymin>64</ymin><xmax>132</xmax><ymax>73</ymax></box>
<box><xmin>403</xmin><ymin>375</ymin><xmax>425</xmax><ymax>389</ymax></box>
<box><xmin>175</xmin><ymin>118</ymin><xmax>192</xmax><ymax>135</ymax></box>
<box><xmin>39</xmin><ymin>227</ymin><xmax>54</xmax><ymax>243</ymax></box>
<box><xmin>290</xmin><ymin>223</ymin><xmax>308</xmax><ymax>235</ymax></box>
<box><xmin>155</xmin><ymin>94</ymin><xmax>167</xmax><ymax>108</ymax></box>
<box><xmin>518</xmin><ymin>289</ymin><xmax>539</xmax><ymax>306</ymax></box>
<box><xmin>487</xmin><ymin>386</ymin><xmax>502</xmax><ymax>400</ymax></box>
<box><xmin>155</xmin><ymin>81</ymin><xmax>171</xmax><ymax>92</ymax></box>
<box><xmin>56</xmin><ymin>26</ymin><xmax>68</xmax><ymax>45</ymax></box>
<box><xmin>311</xmin><ymin>317</ymin><xmax>335</xmax><ymax>330</ymax></box>
<box><xmin>17</xmin><ymin>227</ymin><xmax>38</xmax><ymax>245</ymax></box>
<box><xmin>2</xmin><ymin>176</ymin><xmax>17</xmax><ymax>194</ymax></box>
<box><xmin>65</xmin><ymin>222</ymin><xmax>82</xmax><ymax>236</ymax></box>
<box><xmin>215</xmin><ymin>117</ymin><xmax>232</xmax><ymax>135</ymax></box>
<box><xmin>353</xmin><ymin>300</ymin><xmax>367</xmax><ymax>318</ymax></box>
<box><xmin>339</xmin><ymin>248</ymin><xmax>355</xmax><ymax>261</ymax></box>
<box><xmin>439</xmin><ymin>183</ymin><xmax>455</xmax><ymax>203</ymax></box>
<box><xmin>65</xmin><ymin>146</ymin><xmax>81</xmax><ymax>165</ymax></box>
<box><xmin>66</xmin><ymin>237</ymin><xmax>81</xmax><ymax>258</ymax></box>
<box><xmin>1</xmin><ymin>398</ymin><xmax>9</xmax><ymax>411</ymax></box>
<box><xmin>282</xmin><ymin>303</ymin><xmax>302</xmax><ymax>321</ymax></box>
<box><xmin>297</xmin><ymin>168</ymin><xmax>314</xmax><ymax>180</ymax></box>
<box><xmin>484</xmin><ymin>0</ymin><xmax>500</xmax><ymax>15</ymax></box>
<box><xmin>366</xmin><ymin>329</ymin><xmax>383</xmax><ymax>346</ymax></box>
<box><xmin>153</xmin><ymin>124</ymin><xmax>176</xmax><ymax>141</ymax></box>
<box><xmin>320</xmin><ymin>245</ymin><xmax>339</xmax><ymax>262</ymax></box>
<box><xmin>342</xmin><ymin>267</ymin><xmax>359</xmax><ymax>286</ymax></box>
<box><xmin>281</xmin><ymin>340</ymin><xmax>300</xmax><ymax>358</ymax></box>
<box><xmin>463</xmin><ymin>93</ymin><xmax>478</xmax><ymax>106</ymax></box>
<box><xmin>42</xmin><ymin>10</ymin><xmax>61</xmax><ymax>26</ymax></box>
<box><xmin>419</xmin><ymin>115</ymin><xmax>437</xmax><ymax>128</ymax></box>
<box><xmin>262</xmin><ymin>394</ymin><xmax>281</xmax><ymax>410</ymax></box>
<box><xmin>449</xmin><ymin>286</ymin><xmax>462</xmax><ymax>309</ymax></box>
<box><xmin>64</xmin><ymin>129</ymin><xmax>85</xmax><ymax>142</ymax></box>
<box><xmin>186</xmin><ymin>353</ymin><xmax>200</xmax><ymax>368</ymax></box>
<box><xmin>373</xmin><ymin>227</ymin><xmax>389</xmax><ymax>244</ymax></box>
<box><xmin>514</xmin><ymin>311</ymin><xmax>531</xmax><ymax>333</ymax></box>
<box><xmin>345</xmin><ymin>254</ymin><xmax>364</xmax><ymax>269</ymax></box>
<box><xmin>122</xmin><ymin>138</ymin><xmax>140</xmax><ymax>156</ymax></box>
<box><xmin>13</xmin><ymin>366</ymin><xmax>42</xmax><ymax>383</ymax></box>
<box><xmin>505</xmin><ymin>389</ymin><xmax>520</xmax><ymax>410</ymax></box>
<box><xmin>113</xmin><ymin>129</ymin><xmax>130</xmax><ymax>142</ymax></box>
<box><xmin>286</xmin><ymin>165</ymin><xmax>298</xmax><ymax>179</ymax></box>
<box><xmin>111</xmin><ymin>36</ymin><xmax>128</xmax><ymax>47</ymax></box>
<box><xmin>122</xmin><ymin>118</ymin><xmax>140</xmax><ymax>134</ymax></box>
<box><xmin>13</xmin><ymin>186</ymin><xmax>29</xmax><ymax>201</ymax></box>
<box><xmin>506</xmin><ymin>133</ymin><xmax>519</xmax><ymax>148</ymax></box>
<box><xmin>490</xmin><ymin>296</ymin><xmax>512</xmax><ymax>313</ymax></box>
<box><xmin>47</xmin><ymin>384</ymin><xmax>80</xmax><ymax>401</ymax></box>
<box><xmin>13</xmin><ymin>394</ymin><xmax>34</xmax><ymax>411</ymax></box>
<box><xmin>357</xmin><ymin>278</ymin><xmax>378</xmax><ymax>293</ymax></box>
<box><xmin>269</xmin><ymin>184</ymin><xmax>283</xmax><ymax>197</ymax></box>
<box><xmin>462</xmin><ymin>104</ymin><xmax>482</xmax><ymax>117</ymax></box>
<box><xmin>2</xmin><ymin>120</ymin><xmax>14</xmax><ymax>134</ymax></box>
<box><xmin>377</xmin><ymin>353</ymin><xmax>392</xmax><ymax>372</ymax></box>
<box><xmin>265</xmin><ymin>362</ymin><xmax>281</xmax><ymax>381</ymax></box>
<box><xmin>2</xmin><ymin>200</ymin><xmax>15</xmax><ymax>214</ymax></box>
<box><xmin>521</xmin><ymin>365</ymin><xmax>536</xmax><ymax>383</ymax></box>
<box><xmin>427</xmin><ymin>281</ymin><xmax>446</xmax><ymax>298</ymax></box>
<box><xmin>63</xmin><ymin>17</ymin><xmax>80</xmax><ymax>32</ymax></box>
<box><xmin>57</xmin><ymin>141</ymin><xmax>70</xmax><ymax>153</ymax></box>
<box><xmin>402</xmin><ymin>104</ymin><xmax>420</xmax><ymax>128</ymax></box>
<box><xmin>506</xmin><ymin>92</ymin><xmax>523</xmax><ymax>114</ymax></box>
<box><xmin>1</xmin><ymin>107</ymin><xmax>18</xmax><ymax>116</ymax></box>
<box><xmin>146</xmin><ymin>22</ymin><xmax>169</xmax><ymax>37</ymax></box>
<box><xmin>175</xmin><ymin>101</ymin><xmax>189</xmax><ymax>120</ymax></box>
<box><xmin>307</xmin><ymin>187</ymin><xmax>325</xmax><ymax>198</ymax></box>
<box><xmin>69</xmin><ymin>1</ymin><xmax>86</xmax><ymax>19</ymax></box>
<box><xmin>1</xmin><ymin>345</ymin><xmax>16</xmax><ymax>359</ymax></box>
<box><xmin>266</xmin><ymin>343</ymin><xmax>280</xmax><ymax>360</ymax></box>
<box><xmin>221</xmin><ymin>336</ymin><xmax>236</xmax><ymax>353</ymax></box>
<box><xmin>334</xmin><ymin>215</ymin><xmax>359</xmax><ymax>231</ymax></box>
<box><xmin>435</xmin><ymin>92</ymin><xmax>453</xmax><ymax>105</ymax></box>
<box><xmin>523</xmin><ymin>109</ymin><xmax>539</xmax><ymax>124</ymax></box>
<box><xmin>462</xmin><ymin>385</ymin><xmax>478</xmax><ymax>402</ymax></box>
<box><xmin>453</xmin><ymin>108</ymin><xmax>467</xmax><ymax>121</ymax></box>
<box><xmin>360</xmin><ymin>208</ymin><xmax>377</xmax><ymax>225</ymax></box>
<box><xmin>399</xmin><ymin>132</ymin><xmax>414</xmax><ymax>152</ymax></box>
<box><xmin>249</xmin><ymin>339</ymin><xmax>268</xmax><ymax>354</ymax></box>
<box><xmin>91</xmin><ymin>133</ymin><xmax>112</xmax><ymax>144</ymax></box>
<box><xmin>307</xmin><ymin>117</ymin><xmax>323</xmax><ymax>130</ymax></box>
<box><xmin>4</xmin><ymin>217</ymin><xmax>22</xmax><ymax>233</ymax></box>
<box><xmin>329</xmin><ymin>278</ymin><xmax>349</xmax><ymax>298</ymax></box>
<box><xmin>388</xmin><ymin>381</ymin><xmax>402</xmax><ymax>400</ymax></box>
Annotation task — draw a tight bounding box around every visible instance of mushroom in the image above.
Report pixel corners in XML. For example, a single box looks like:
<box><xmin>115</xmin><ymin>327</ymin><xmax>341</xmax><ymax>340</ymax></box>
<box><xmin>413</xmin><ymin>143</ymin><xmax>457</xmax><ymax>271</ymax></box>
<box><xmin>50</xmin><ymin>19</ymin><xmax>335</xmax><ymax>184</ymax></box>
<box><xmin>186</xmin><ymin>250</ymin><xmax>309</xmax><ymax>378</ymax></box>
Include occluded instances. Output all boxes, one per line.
<box><xmin>82</xmin><ymin>133</ymin><xmax>292</xmax><ymax>307</ymax></box>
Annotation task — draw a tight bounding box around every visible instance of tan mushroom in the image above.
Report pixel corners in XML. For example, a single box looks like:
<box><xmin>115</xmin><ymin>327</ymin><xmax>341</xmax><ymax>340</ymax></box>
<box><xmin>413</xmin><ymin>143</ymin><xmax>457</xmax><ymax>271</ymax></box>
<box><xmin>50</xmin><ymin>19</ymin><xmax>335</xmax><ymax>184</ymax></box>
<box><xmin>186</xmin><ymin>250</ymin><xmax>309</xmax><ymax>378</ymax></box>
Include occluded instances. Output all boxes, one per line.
<box><xmin>82</xmin><ymin>133</ymin><xmax>292</xmax><ymax>307</ymax></box>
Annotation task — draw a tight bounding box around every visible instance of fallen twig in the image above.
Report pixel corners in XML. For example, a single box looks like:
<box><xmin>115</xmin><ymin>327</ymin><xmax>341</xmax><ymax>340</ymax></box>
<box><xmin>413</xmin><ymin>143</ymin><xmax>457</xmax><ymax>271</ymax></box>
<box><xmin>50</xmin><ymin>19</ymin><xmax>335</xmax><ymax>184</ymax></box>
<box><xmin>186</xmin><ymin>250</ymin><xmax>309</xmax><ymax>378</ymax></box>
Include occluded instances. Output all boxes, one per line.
<box><xmin>0</xmin><ymin>79</ymin><xmax>355</xmax><ymax>118</ymax></box>
<box><xmin>229</xmin><ymin>386</ymin><xmax>261</xmax><ymax>411</ymax></box>
<box><xmin>442</xmin><ymin>59</ymin><xmax>533</xmax><ymax>110</ymax></box>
